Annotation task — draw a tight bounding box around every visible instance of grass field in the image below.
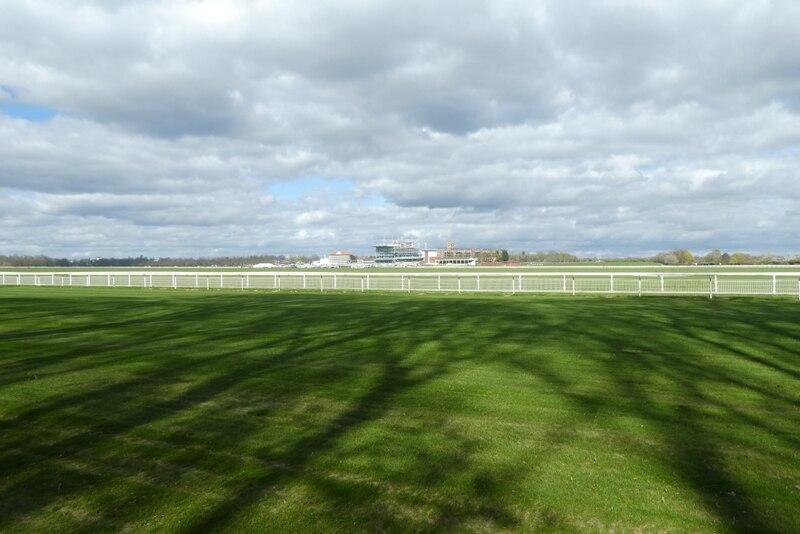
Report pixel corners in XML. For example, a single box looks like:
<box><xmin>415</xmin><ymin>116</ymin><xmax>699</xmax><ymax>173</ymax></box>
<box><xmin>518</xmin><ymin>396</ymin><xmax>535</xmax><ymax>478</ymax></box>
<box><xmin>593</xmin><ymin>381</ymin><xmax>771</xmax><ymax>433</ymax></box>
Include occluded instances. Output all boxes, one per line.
<box><xmin>1</xmin><ymin>287</ymin><xmax>798</xmax><ymax>532</ymax></box>
<box><xmin>3</xmin><ymin>264</ymin><xmax>800</xmax><ymax>274</ymax></box>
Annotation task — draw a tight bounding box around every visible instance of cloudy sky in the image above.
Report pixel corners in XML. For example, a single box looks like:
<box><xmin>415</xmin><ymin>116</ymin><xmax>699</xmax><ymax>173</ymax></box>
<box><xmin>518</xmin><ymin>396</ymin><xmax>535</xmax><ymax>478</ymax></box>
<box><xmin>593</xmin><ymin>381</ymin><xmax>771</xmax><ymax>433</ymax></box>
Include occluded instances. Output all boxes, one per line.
<box><xmin>1</xmin><ymin>0</ymin><xmax>799</xmax><ymax>258</ymax></box>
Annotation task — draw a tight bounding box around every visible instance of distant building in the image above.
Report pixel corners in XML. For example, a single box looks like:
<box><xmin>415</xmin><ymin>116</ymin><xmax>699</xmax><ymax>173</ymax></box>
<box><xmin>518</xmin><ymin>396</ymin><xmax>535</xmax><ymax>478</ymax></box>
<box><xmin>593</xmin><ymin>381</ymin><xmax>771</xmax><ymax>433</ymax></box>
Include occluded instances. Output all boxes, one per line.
<box><xmin>328</xmin><ymin>250</ymin><xmax>355</xmax><ymax>266</ymax></box>
<box><xmin>374</xmin><ymin>240</ymin><xmax>424</xmax><ymax>264</ymax></box>
<box><xmin>422</xmin><ymin>248</ymin><xmax>439</xmax><ymax>265</ymax></box>
<box><xmin>421</xmin><ymin>241</ymin><xmax>479</xmax><ymax>266</ymax></box>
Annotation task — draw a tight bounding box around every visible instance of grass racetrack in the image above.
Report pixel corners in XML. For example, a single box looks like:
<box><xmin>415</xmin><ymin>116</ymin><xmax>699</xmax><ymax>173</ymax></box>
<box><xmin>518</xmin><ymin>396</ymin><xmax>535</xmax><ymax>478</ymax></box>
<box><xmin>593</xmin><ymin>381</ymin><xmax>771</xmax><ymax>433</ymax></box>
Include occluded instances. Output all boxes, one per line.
<box><xmin>1</xmin><ymin>287</ymin><xmax>798</xmax><ymax>532</ymax></box>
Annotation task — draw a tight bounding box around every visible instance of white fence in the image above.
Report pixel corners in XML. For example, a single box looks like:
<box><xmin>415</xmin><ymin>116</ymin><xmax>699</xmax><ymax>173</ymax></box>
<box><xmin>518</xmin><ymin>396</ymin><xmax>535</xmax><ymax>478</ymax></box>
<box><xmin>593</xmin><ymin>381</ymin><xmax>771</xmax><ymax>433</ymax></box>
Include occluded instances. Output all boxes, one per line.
<box><xmin>2</xmin><ymin>271</ymin><xmax>800</xmax><ymax>298</ymax></box>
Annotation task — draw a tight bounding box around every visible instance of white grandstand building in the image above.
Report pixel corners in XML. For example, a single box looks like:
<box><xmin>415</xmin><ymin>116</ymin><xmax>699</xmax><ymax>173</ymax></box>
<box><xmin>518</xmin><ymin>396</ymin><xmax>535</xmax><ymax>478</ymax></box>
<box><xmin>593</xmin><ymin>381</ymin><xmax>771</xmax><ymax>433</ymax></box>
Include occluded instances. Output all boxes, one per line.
<box><xmin>328</xmin><ymin>250</ymin><xmax>356</xmax><ymax>266</ymax></box>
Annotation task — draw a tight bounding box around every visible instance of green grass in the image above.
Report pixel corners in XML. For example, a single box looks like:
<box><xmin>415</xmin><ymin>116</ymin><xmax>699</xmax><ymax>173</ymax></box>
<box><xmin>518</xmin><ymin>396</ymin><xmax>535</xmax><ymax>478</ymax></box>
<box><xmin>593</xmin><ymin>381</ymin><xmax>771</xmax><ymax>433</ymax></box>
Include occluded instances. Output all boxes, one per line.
<box><xmin>1</xmin><ymin>287</ymin><xmax>798</xmax><ymax>533</ymax></box>
<box><xmin>3</xmin><ymin>264</ymin><xmax>800</xmax><ymax>274</ymax></box>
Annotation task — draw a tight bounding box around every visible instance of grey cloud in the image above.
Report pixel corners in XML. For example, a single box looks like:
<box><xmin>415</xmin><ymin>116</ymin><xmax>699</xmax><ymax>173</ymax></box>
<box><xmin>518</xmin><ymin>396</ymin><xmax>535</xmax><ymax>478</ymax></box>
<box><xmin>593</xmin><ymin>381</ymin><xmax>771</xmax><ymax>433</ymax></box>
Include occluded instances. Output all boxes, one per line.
<box><xmin>1</xmin><ymin>0</ymin><xmax>799</xmax><ymax>257</ymax></box>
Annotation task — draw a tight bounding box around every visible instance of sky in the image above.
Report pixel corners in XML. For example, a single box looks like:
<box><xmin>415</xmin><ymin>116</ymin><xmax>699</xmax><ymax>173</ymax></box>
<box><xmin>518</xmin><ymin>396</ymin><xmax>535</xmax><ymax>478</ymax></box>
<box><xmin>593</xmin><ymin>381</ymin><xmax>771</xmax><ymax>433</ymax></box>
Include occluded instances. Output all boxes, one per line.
<box><xmin>1</xmin><ymin>0</ymin><xmax>799</xmax><ymax>258</ymax></box>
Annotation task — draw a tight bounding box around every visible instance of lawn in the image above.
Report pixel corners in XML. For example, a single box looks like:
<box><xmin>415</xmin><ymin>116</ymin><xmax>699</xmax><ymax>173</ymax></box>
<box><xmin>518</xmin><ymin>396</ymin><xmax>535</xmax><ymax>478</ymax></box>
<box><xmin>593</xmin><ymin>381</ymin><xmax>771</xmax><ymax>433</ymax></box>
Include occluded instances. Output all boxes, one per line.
<box><xmin>0</xmin><ymin>287</ymin><xmax>798</xmax><ymax>532</ymax></box>
<box><xmin>3</xmin><ymin>264</ymin><xmax>800</xmax><ymax>274</ymax></box>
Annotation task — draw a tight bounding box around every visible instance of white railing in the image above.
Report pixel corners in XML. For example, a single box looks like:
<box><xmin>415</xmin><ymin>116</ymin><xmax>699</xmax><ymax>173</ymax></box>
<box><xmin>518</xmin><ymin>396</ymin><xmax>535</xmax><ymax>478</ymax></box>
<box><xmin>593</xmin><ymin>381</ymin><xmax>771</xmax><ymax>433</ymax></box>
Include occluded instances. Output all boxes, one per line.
<box><xmin>2</xmin><ymin>271</ymin><xmax>800</xmax><ymax>298</ymax></box>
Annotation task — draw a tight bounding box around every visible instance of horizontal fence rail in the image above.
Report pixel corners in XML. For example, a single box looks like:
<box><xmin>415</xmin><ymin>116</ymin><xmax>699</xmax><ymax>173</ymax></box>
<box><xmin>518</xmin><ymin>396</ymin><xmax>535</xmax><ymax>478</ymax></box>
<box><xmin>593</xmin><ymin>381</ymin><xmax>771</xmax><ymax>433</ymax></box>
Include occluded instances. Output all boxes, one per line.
<box><xmin>2</xmin><ymin>271</ymin><xmax>800</xmax><ymax>299</ymax></box>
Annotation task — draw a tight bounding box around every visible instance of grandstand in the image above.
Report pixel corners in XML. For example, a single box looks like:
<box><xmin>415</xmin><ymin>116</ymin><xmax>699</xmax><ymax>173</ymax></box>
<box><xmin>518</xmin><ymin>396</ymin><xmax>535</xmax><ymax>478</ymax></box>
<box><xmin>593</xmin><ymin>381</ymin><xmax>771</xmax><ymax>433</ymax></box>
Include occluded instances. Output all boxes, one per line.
<box><xmin>374</xmin><ymin>240</ymin><xmax>424</xmax><ymax>264</ymax></box>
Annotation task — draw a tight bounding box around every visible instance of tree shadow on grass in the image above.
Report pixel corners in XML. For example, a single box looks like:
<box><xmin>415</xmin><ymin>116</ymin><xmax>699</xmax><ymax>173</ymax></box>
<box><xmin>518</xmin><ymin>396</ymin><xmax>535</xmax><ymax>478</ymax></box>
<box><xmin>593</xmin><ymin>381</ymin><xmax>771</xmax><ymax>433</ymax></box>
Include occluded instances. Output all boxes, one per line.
<box><xmin>0</xmin><ymin>292</ymin><xmax>798</xmax><ymax>532</ymax></box>
<box><xmin>504</xmin><ymin>297</ymin><xmax>799</xmax><ymax>533</ymax></box>
<box><xmin>0</xmin><ymin>293</ymin><xmax>525</xmax><ymax>532</ymax></box>
<box><xmin>178</xmin><ymin>297</ymin><xmax>529</xmax><ymax>532</ymax></box>
<box><xmin>183</xmin><ymin>352</ymin><xmax>519</xmax><ymax>532</ymax></box>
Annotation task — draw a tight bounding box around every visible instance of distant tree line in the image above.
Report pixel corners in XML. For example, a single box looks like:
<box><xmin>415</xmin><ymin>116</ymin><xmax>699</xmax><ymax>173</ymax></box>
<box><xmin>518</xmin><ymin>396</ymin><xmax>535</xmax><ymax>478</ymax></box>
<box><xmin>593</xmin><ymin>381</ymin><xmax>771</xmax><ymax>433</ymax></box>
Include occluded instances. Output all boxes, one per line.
<box><xmin>508</xmin><ymin>249</ymin><xmax>800</xmax><ymax>265</ymax></box>
<box><xmin>0</xmin><ymin>254</ymin><xmax>320</xmax><ymax>268</ymax></box>
<box><xmin>513</xmin><ymin>251</ymin><xmax>580</xmax><ymax>263</ymax></box>
<box><xmin>652</xmin><ymin>249</ymin><xmax>800</xmax><ymax>265</ymax></box>
<box><xmin>472</xmin><ymin>250</ymin><xmax>512</xmax><ymax>263</ymax></box>
<box><xmin>2</xmin><ymin>250</ymin><xmax>798</xmax><ymax>267</ymax></box>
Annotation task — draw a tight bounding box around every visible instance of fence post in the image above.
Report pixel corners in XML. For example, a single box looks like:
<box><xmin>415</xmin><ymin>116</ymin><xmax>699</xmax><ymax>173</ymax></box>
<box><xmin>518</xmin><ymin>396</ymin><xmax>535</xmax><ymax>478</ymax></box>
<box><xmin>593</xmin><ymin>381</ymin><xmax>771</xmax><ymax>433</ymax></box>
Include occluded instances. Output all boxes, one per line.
<box><xmin>27</xmin><ymin>271</ymin><xmax>792</xmax><ymax>297</ymax></box>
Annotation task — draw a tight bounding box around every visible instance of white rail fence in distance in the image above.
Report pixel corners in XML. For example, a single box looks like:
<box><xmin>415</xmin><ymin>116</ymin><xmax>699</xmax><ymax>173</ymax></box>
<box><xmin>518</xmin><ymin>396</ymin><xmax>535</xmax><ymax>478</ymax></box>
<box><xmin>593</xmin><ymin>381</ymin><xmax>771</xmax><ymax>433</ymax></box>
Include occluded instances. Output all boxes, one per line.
<box><xmin>2</xmin><ymin>271</ymin><xmax>800</xmax><ymax>298</ymax></box>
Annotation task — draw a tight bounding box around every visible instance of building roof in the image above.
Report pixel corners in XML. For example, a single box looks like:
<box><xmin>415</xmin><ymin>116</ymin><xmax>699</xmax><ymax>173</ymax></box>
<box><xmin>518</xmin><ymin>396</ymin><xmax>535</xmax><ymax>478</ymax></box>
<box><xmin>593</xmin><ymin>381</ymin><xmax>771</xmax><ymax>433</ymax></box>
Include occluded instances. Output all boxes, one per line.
<box><xmin>329</xmin><ymin>250</ymin><xmax>354</xmax><ymax>256</ymax></box>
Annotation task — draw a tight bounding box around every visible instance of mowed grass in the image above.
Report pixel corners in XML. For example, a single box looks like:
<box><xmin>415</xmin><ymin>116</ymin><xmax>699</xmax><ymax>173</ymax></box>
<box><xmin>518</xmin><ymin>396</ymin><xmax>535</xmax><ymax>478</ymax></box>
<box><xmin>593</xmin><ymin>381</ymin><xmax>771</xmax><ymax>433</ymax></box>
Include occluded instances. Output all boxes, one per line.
<box><xmin>4</xmin><ymin>264</ymin><xmax>800</xmax><ymax>273</ymax></box>
<box><xmin>0</xmin><ymin>288</ymin><xmax>798</xmax><ymax>533</ymax></box>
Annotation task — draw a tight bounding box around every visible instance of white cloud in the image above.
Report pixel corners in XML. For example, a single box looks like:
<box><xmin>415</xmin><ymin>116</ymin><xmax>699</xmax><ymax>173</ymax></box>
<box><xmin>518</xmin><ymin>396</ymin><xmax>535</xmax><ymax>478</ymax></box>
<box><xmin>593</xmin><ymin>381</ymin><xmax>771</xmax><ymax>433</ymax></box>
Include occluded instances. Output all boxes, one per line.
<box><xmin>1</xmin><ymin>0</ymin><xmax>799</xmax><ymax>258</ymax></box>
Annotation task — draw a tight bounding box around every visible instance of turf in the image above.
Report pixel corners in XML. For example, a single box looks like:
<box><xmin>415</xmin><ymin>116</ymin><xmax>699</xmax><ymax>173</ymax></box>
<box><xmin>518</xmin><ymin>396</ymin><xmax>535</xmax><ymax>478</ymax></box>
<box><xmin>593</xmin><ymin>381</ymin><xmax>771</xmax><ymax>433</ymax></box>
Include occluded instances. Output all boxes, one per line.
<box><xmin>3</xmin><ymin>264</ymin><xmax>800</xmax><ymax>273</ymax></box>
<box><xmin>1</xmin><ymin>287</ymin><xmax>798</xmax><ymax>533</ymax></box>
